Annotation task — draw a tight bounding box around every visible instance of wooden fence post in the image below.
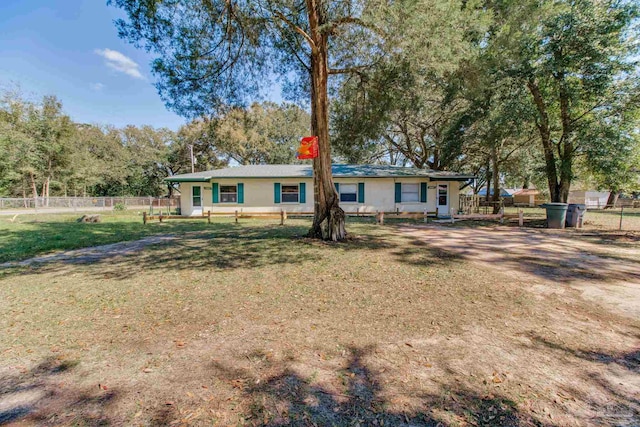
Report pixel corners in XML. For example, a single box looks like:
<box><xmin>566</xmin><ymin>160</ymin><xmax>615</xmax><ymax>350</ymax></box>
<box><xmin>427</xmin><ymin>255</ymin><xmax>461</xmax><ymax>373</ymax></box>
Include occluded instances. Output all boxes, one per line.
<box><xmin>207</xmin><ymin>210</ymin><xmax>211</xmax><ymax>224</ymax></box>
<box><xmin>159</xmin><ymin>213</ymin><xmax>163</xmax><ymax>223</ymax></box>
<box><xmin>424</xmin><ymin>209</ymin><xmax>428</xmax><ymax>223</ymax></box>
<box><xmin>376</xmin><ymin>211</ymin><xmax>384</xmax><ymax>225</ymax></box>
<box><xmin>280</xmin><ymin>209</ymin><xmax>285</xmax><ymax>226</ymax></box>
<box><xmin>235</xmin><ymin>210</ymin><xmax>238</xmax><ymax>224</ymax></box>
<box><xmin>518</xmin><ymin>209</ymin><xmax>524</xmax><ymax>227</ymax></box>
<box><xmin>143</xmin><ymin>211</ymin><xmax>147</xmax><ymax>225</ymax></box>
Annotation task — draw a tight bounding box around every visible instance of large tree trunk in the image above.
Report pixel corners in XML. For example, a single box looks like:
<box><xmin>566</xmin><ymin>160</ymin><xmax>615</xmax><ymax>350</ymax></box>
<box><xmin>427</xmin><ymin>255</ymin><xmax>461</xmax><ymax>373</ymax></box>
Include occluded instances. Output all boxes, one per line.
<box><xmin>485</xmin><ymin>159</ymin><xmax>491</xmax><ymax>203</ymax></box>
<box><xmin>306</xmin><ymin>0</ymin><xmax>345</xmax><ymax>241</ymax></box>
<box><xmin>527</xmin><ymin>78</ymin><xmax>562</xmax><ymax>202</ymax></box>
<box><xmin>604</xmin><ymin>190</ymin><xmax>620</xmax><ymax>209</ymax></box>
<box><xmin>30</xmin><ymin>172</ymin><xmax>39</xmax><ymax>205</ymax></box>
<box><xmin>557</xmin><ymin>78</ymin><xmax>572</xmax><ymax>203</ymax></box>
<box><xmin>491</xmin><ymin>145</ymin><xmax>500</xmax><ymax>214</ymax></box>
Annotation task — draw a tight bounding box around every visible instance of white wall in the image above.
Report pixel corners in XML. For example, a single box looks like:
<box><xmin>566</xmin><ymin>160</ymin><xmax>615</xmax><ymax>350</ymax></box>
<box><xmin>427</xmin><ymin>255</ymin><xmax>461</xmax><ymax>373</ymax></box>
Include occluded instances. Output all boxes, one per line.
<box><xmin>178</xmin><ymin>178</ymin><xmax>461</xmax><ymax>216</ymax></box>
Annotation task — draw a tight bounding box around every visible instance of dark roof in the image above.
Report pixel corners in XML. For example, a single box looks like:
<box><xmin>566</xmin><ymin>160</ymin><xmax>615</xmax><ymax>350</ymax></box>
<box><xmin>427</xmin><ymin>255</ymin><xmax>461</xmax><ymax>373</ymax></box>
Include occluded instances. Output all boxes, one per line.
<box><xmin>165</xmin><ymin>164</ymin><xmax>475</xmax><ymax>182</ymax></box>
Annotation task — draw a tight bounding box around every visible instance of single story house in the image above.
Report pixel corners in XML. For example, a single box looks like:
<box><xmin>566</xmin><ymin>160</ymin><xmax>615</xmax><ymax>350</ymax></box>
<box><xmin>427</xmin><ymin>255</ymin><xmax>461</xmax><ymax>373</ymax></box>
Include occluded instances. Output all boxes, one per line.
<box><xmin>477</xmin><ymin>188</ymin><xmax>516</xmax><ymax>198</ymax></box>
<box><xmin>165</xmin><ymin>164</ymin><xmax>474</xmax><ymax>217</ymax></box>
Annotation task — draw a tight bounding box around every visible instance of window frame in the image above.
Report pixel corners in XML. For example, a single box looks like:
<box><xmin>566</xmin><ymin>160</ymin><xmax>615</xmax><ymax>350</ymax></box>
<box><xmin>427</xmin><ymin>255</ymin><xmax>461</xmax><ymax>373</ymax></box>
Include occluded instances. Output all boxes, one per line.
<box><xmin>219</xmin><ymin>184</ymin><xmax>238</xmax><ymax>203</ymax></box>
<box><xmin>401</xmin><ymin>183</ymin><xmax>420</xmax><ymax>203</ymax></box>
<box><xmin>339</xmin><ymin>183</ymin><xmax>358</xmax><ymax>203</ymax></box>
<box><xmin>280</xmin><ymin>184</ymin><xmax>300</xmax><ymax>204</ymax></box>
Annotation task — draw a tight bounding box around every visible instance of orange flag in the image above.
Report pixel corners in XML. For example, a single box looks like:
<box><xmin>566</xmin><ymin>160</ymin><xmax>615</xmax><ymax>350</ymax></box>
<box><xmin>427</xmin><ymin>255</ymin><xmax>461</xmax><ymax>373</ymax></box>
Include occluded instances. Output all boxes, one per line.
<box><xmin>296</xmin><ymin>136</ymin><xmax>319</xmax><ymax>159</ymax></box>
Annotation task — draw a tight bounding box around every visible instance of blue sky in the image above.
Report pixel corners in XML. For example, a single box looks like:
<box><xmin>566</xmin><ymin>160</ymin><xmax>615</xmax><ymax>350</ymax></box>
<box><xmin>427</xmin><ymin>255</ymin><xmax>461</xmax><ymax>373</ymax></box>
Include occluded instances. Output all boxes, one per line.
<box><xmin>0</xmin><ymin>0</ymin><xmax>281</xmax><ymax>130</ymax></box>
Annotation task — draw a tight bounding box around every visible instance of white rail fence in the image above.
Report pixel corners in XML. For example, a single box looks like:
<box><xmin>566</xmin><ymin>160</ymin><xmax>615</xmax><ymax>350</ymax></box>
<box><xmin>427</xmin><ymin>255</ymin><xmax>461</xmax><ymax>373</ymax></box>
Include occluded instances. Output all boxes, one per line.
<box><xmin>0</xmin><ymin>196</ymin><xmax>180</xmax><ymax>213</ymax></box>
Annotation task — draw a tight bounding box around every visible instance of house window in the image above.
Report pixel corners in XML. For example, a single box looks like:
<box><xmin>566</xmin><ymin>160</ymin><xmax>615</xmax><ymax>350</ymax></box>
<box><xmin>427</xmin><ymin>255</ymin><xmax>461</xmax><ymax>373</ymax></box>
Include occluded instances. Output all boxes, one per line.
<box><xmin>220</xmin><ymin>185</ymin><xmax>237</xmax><ymax>203</ymax></box>
<box><xmin>281</xmin><ymin>185</ymin><xmax>299</xmax><ymax>203</ymax></box>
<box><xmin>402</xmin><ymin>183</ymin><xmax>420</xmax><ymax>202</ymax></box>
<box><xmin>339</xmin><ymin>184</ymin><xmax>358</xmax><ymax>202</ymax></box>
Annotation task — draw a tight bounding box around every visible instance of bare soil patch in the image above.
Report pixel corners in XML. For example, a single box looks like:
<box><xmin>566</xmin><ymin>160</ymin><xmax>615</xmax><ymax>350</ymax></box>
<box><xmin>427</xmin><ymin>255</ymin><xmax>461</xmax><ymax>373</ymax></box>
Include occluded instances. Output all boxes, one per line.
<box><xmin>400</xmin><ymin>225</ymin><xmax>640</xmax><ymax>318</ymax></box>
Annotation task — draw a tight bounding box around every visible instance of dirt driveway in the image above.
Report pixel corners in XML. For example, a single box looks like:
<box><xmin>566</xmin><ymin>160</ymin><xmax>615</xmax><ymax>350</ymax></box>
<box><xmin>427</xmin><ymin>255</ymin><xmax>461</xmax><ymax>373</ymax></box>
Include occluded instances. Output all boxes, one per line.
<box><xmin>400</xmin><ymin>225</ymin><xmax>640</xmax><ymax>318</ymax></box>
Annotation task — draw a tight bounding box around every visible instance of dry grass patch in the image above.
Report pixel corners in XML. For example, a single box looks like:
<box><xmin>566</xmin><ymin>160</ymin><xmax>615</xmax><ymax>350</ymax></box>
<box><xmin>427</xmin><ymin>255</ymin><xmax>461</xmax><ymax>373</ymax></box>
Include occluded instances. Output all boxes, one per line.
<box><xmin>1</xmin><ymin>219</ymin><xmax>638</xmax><ymax>426</ymax></box>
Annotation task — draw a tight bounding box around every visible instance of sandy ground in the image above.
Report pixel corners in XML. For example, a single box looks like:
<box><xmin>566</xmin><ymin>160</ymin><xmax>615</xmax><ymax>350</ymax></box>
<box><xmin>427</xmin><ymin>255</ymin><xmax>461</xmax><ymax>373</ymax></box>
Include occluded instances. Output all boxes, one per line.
<box><xmin>400</xmin><ymin>225</ymin><xmax>640</xmax><ymax>319</ymax></box>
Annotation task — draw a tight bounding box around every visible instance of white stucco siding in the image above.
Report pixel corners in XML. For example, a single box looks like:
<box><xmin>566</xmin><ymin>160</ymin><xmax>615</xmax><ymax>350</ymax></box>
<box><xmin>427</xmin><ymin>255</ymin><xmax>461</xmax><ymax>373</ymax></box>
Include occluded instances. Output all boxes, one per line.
<box><xmin>207</xmin><ymin>178</ymin><xmax>315</xmax><ymax>213</ymax></box>
<box><xmin>178</xmin><ymin>178</ymin><xmax>461</xmax><ymax>216</ymax></box>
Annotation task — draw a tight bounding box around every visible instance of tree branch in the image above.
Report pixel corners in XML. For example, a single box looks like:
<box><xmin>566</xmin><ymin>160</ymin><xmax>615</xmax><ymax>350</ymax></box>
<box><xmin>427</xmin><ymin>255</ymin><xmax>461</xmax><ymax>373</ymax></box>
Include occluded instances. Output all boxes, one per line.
<box><xmin>324</xmin><ymin>17</ymin><xmax>384</xmax><ymax>37</ymax></box>
<box><xmin>328</xmin><ymin>65</ymin><xmax>369</xmax><ymax>75</ymax></box>
<box><xmin>273</xmin><ymin>10</ymin><xmax>315</xmax><ymax>50</ymax></box>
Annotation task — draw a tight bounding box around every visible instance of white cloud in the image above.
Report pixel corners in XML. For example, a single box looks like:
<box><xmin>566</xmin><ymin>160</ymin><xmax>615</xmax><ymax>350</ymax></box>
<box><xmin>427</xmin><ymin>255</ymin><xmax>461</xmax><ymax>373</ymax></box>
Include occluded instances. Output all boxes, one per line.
<box><xmin>90</xmin><ymin>82</ymin><xmax>105</xmax><ymax>91</ymax></box>
<box><xmin>94</xmin><ymin>48</ymin><xmax>144</xmax><ymax>80</ymax></box>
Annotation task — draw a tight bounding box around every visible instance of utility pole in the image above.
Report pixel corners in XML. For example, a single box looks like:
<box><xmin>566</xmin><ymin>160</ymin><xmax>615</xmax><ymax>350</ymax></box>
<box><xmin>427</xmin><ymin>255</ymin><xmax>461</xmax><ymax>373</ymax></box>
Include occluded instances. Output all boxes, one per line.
<box><xmin>188</xmin><ymin>144</ymin><xmax>195</xmax><ymax>173</ymax></box>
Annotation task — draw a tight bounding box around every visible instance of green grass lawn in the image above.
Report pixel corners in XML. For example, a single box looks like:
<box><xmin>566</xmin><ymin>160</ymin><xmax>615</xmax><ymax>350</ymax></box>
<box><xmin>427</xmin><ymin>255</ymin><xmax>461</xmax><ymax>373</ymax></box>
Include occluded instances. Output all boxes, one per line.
<box><xmin>0</xmin><ymin>212</ymin><xmax>219</xmax><ymax>263</ymax></box>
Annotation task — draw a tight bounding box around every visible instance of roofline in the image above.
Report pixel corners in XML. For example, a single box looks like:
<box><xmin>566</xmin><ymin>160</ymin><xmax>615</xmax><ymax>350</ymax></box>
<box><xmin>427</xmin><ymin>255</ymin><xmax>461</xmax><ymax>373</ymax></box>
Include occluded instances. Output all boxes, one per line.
<box><xmin>166</xmin><ymin>175</ymin><xmax>475</xmax><ymax>182</ymax></box>
<box><xmin>165</xmin><ymin>177</ymin><xmax>212</xmax><ymax>182</ymax></box>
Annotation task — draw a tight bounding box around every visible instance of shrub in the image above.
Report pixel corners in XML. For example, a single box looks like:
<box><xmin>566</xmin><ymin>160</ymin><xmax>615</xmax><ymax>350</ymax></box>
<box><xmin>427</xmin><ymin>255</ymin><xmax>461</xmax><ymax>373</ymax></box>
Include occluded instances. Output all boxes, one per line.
<box><xmin>113</xmin><ymin>202</ymin><xmax>127</xmax><ymax>211</ymax></box>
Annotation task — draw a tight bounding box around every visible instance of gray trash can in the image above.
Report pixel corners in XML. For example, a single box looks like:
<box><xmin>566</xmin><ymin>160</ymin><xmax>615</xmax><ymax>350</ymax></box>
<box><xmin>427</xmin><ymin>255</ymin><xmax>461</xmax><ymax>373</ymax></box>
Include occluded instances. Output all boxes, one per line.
<box><xmin>566</xmin><ymin>204</ymin><xmax>586</xmax><ymax>228</ymax></box>
<box><xmin>541</xmin><ymin>203</ymin><xmax>569</xmax><ymax>229</ymax></box>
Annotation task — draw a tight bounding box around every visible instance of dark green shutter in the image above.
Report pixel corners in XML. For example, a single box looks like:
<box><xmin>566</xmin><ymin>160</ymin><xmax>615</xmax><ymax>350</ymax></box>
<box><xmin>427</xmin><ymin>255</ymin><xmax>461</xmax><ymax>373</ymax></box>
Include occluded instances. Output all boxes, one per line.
<box><xmin>212</xmin><ymin>183</ymin><xmax>219</xmax><ymax>204</ymax></box>
<box><xmin>420</xmin><ymin>182</ymin><xmax>427</xmax><ymax>203</ymax></box>
<box><xmin>358</xmin><ymin>182</ymin><xmax>365</xmax><ymax>203</ymax></box>
<box><xmin>274</xmin><ymin>183</ymin><xmax>281</xmax><ymax>204</ymax></box>
<box><xmin>237</xmin><ymin>183</ymin><xmax>244</xmax><ymax>204</ymax></box>
<box><xmin>395</xmin><ymin>183</ymin><xmax>402</xmax><ymax>203</ymax></box>
<box><xmin>334</xmin><ymin>182</ymin><xmax>340</xmax><ymax>193</ymax></box>
<box><xmin>299</xmin><ymin>182</ymin><xmax>306</xmax><ymax>203</ymax></box>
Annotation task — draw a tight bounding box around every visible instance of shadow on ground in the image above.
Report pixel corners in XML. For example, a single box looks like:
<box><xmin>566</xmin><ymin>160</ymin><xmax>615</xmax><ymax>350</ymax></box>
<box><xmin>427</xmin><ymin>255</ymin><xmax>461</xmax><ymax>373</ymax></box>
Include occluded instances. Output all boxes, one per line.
<box><xmin>1</xmin><ymin>220</ymin><xmax>463</xmax><ymax>281</ymax></box>
<box><xmin>0</xmin><ymin>358</ymin><xmax>117</xmax><ymax>426</ymax></box>
<box><xmin>400</xmin><ymin>225</ymin><xmax>640</xmax><ymax>285</ymax></box>
<box><xmin>206</xmin><ymin>346</ymin><xmax>548</xmax><ymax>427</ymax></box>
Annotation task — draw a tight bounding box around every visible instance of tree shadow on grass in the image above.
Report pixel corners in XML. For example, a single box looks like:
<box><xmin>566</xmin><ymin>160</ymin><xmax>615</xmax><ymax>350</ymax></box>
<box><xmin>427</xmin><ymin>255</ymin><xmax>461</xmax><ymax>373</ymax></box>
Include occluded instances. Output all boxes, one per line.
<box><xmin>520</xmin><ymin>333</ymin><xmax>640</xmax><ymax>423</ymax></box>
<box><xmin>0</xmin><ymin>218</ymin><xmax>235</xmax><ymax>264</ymax></box>
<box><xmin>0</xmin><ymin>357</ymin><xmax>119</xmax><ymax>426</ymax></box>
<box><xmin>1</xmin><ymin>221</ymin><xmax>462</xmax><ymax>281</ymax></box>
<box><xmin>524</xmin><ymin>333</ymin><xmax>640</xmax><ymax>373</ymax></box>
<box><xmin>204</xmin><ymin>346</ymin><xmax>550</xmax><ymax>427</ymax></box>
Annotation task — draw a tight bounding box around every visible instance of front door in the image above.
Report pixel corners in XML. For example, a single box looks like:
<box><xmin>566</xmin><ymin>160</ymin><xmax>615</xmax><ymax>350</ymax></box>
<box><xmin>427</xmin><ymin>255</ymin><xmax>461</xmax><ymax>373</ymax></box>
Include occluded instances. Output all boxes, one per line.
<box><xmin>437</xmin><ymin>184</ymin><xmax>449</xmax><ymax>216</ymax></box>
<box><xmin>192</xmin><ymin>185</ymin><xmax>202</xmax><ymax>215</ymax></box>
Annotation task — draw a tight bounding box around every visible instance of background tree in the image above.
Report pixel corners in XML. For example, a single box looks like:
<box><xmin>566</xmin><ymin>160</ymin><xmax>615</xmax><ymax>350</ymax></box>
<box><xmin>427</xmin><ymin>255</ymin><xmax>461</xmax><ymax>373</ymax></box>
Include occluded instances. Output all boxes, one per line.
<box><xmin>68</xmin><ymin>124</ymin><xmax>129</xmax><ymax>197</ymax></box>
<box><xmin>484</xmin><ymin>0</ymin><xmax>639</xmax><ymax>202</ymax></box>
<box><xmin>580</xmin><ymin>89</ymin><xmax>640</xmax><ymax>207</ymax></box>
<box><xmin>331</xmin><ymin>3</ymin><xmax>489</xmax><ymax>169</ymax></box>
<box><xmin>0</xmin><ymin>91</ymin><xmax>74</xmax><ymax>203</ymax></box>
<box><xmin>212</xmin><ymin>101</ymin><xmax>310</xmax><ymax>165</ymax></box>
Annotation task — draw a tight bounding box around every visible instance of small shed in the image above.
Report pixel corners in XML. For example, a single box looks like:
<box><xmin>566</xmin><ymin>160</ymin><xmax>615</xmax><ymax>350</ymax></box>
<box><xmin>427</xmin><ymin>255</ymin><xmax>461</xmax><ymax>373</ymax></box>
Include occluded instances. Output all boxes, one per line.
<box><xmin>513</xmin><ymin>189</ymin><xmax>541</xmax><ymax>207</ymax></box>
<box><xmin>568</xmin><ymin>191</ymin><xmax>610</xmax><ymax>209</ymax></box>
